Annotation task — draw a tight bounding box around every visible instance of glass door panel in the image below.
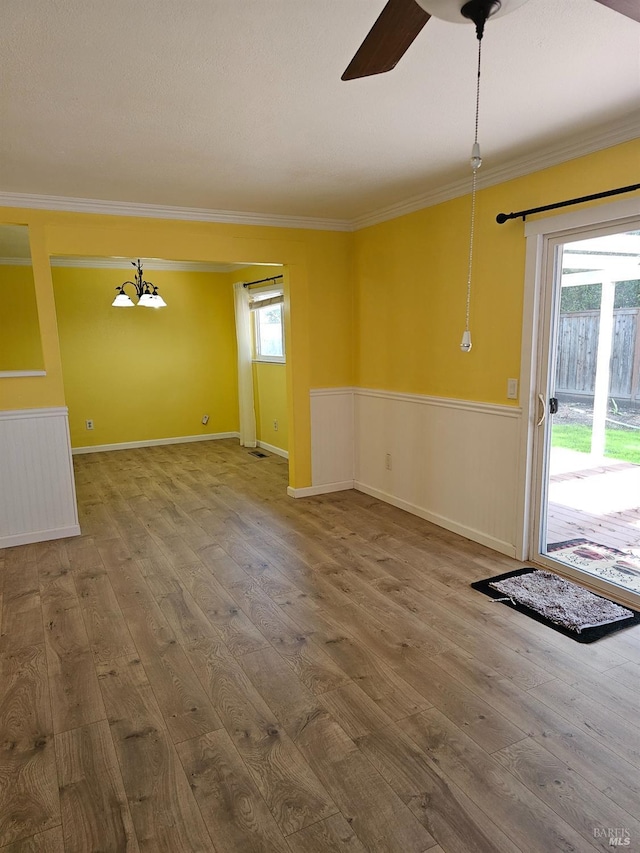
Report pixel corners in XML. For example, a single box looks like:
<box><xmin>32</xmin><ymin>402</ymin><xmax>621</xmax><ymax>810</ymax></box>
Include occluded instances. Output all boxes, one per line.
<box><xmin>539</xmin><ymin>229</ymin><xmax>640</xmax><ymax>596</ymax></box>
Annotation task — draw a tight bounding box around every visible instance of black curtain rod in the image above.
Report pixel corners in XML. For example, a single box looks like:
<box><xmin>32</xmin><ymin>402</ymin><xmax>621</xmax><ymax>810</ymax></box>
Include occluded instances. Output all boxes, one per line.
<box><xmin>496</xmin><ymin>183</ymin><xmax>640</xmax><ymax>224</ymax></box>
<box><xmin>242</xmin><ymin>274</ymin><xmax>284</xmax><ymax>288</ymax></box>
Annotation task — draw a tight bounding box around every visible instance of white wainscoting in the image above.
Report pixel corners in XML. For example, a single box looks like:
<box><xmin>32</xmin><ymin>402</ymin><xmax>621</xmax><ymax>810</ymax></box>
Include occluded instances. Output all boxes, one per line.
<box><xmin>0</xmin><ymin>407</ymin><xmax>80</xmax><ymax>548</ymax></box>
<box><xmin>354</xmin><ymin>389</ymin><xmax>522</xmax><ymax>557</ymax></box>
<box><xmin>305</xmin><ymin>386</ymin><xmax>522</xmax><ymax>556</ymax></box>
<box><xmin>306</xmin><ymin>388</ymin><xmax>355</xmax><ymax>494</ymax></box>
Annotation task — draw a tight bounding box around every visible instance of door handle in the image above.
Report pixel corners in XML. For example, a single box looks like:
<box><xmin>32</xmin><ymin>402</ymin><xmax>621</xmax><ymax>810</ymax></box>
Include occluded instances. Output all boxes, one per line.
<box><xmin>536</xmin><ymin>394</ymin><xmax>546</xmax><ymax>427</ymax></box>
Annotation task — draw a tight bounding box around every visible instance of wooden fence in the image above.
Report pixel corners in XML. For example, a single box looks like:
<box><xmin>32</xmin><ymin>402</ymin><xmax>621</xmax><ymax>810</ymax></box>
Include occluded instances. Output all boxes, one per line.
<box><xmin>555</xmin><ymin>308</ymin><xmax>640</xmax><ymax>402</ymax></box>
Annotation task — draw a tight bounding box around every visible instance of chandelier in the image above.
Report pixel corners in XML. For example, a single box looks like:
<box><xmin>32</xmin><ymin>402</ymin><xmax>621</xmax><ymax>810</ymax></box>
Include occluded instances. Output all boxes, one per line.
<box><xmin>112</xmin><ymin>259</ymin><xmax>167</xmax><ymax>308</ymax></box>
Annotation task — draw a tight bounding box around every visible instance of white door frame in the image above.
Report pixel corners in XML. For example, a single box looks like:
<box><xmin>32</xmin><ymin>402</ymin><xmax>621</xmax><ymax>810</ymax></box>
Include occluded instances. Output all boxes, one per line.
<box><xmin>515</xmin><ymin>195</ymin><xmax>640</xmax><ymax>606</ymax></box>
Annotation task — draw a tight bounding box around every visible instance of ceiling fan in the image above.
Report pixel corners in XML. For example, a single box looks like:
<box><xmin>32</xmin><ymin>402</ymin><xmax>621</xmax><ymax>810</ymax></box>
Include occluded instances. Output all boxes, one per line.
<box><xmin>342</xmin><ymin>0</ymin><xmax>640</xmax><ymax>80</ymax></box>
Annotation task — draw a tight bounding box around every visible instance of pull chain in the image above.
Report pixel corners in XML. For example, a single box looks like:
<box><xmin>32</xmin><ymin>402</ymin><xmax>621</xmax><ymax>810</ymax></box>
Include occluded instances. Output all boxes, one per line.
<box><xmin>461</xmin><ymin>37</ymin><xmax>483</xmax><ymax>353</ymax></box>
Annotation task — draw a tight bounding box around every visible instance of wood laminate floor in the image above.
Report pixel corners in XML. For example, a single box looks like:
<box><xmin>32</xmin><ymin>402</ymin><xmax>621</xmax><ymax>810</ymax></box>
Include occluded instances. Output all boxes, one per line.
<box><xmin>2</xmin><ymin>440</ymin><xmax>640</xmax><ymax>852</ymax></box>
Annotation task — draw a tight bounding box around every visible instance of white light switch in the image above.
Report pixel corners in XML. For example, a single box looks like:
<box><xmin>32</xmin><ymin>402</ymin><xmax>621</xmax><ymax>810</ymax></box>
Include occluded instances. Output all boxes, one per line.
<box><xmin>507</xmin><ymin>379</ymin><xmax>518</xmax><ymax>400</ymax></box>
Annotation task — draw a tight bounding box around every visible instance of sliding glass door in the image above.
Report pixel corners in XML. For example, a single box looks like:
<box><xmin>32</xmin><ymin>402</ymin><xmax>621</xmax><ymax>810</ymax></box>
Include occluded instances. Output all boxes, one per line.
<box><xmin>532</xmin><ymin>226</ymin><xmax>640</xmax><ymax>601</ymax></box>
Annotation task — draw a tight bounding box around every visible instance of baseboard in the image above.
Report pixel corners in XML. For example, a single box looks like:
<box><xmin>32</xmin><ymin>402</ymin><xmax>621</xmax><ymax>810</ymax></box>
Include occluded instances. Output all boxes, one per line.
<box><xmin>1</xmin><ymin>524</ymin><xmax>81</xmax><ymax>549</ymax></box>
<box><xmin>287</xmin><ymin>480</ymin><xmax>354</xmax><ymax>498</ymax></box>
<box><xmin>257</xmin><ymin>440</ymin><xmax>288</xmax><ymax>459</ymax></box>
<box><xmin>354</xmin><ymin>481</ymin><xmax>517</xmax><ymax>558</ymax></box>
<box><xmin>72</xmin><ymin>431</ymin><xmax>240</xmax><ymax>455</ymax></box>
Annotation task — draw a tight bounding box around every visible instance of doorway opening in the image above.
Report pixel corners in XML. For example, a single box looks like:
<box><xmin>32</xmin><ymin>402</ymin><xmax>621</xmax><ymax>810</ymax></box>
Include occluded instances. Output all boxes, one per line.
<box><xmin>50</xmin><ymin>255</ymin><xmax>291</xmax><ymax>482</ymax></box>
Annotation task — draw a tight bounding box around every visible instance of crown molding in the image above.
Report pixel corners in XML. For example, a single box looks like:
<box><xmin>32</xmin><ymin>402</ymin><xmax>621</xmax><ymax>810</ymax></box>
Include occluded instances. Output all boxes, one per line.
<box><xmin>0</xmin><ymin>257</ymin><xmax>32</xmax><ymax>266</ymax></box>
<box><xmin>0</xmin><ymin>255</ymin><xmax>247</xmax><ymax>272</ymax></box>
<box><xmin>350</xmin><ymin>114</ymin><xmax>640</xmax><ymax>230</ymax></box>
<box><xmin>0</xmin><ymin>193</ymin><xmax>352</xmax><ymax>233</ymax></box>
<box><xmin>0</xmin><ymin>116</ymin><xmax>636</xmax><ymax>234</ymax></box>
<box><xmin>49</xmin><ymin>257</ymin><xmax>246</xmax><ymax>272</ymax></box>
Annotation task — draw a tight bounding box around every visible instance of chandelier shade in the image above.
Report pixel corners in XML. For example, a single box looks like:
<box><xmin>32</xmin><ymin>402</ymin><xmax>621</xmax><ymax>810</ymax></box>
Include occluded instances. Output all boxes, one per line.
<box><xmin>112</xmin><ymin>291</ymin><xmax>135</xmax><ymax>307</ymax></box>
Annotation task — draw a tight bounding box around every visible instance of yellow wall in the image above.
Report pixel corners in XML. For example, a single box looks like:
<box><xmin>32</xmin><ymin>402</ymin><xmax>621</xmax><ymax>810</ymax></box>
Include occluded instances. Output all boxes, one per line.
<box><xmin>53</xmin><ymin>266</ymin><xmax>238</xmax><ymax>447</ymax></box>
<box><xmin>354</xmin><ymin>139</ymin><xmax>640</xmax><ymax>405</ymax></box>
<box><xmin>0</xmin><ymin>213</ymin><xmax>353</xmax><ymax>486</ymax></box>
<box><xmin>253</xmin><ymin>362</ymin><xmax>288</xmax><ymax>452</ymax></box>
<box><xmin>0</xmin><ymin>224</ymin><xmax>66</xmax><ymax>410</ymax></box>
<box><xmin>0</xmin><ymin>265</ymin><xmax>44</xmax><ymax>370</ymax></box>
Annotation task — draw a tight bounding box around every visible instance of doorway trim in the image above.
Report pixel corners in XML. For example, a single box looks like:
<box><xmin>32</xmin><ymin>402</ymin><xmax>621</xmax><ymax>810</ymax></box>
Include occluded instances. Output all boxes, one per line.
<box><xmin>516</xmin><ymin>195</ymin><xmax>640</xmax><ymax>604</ymax></box>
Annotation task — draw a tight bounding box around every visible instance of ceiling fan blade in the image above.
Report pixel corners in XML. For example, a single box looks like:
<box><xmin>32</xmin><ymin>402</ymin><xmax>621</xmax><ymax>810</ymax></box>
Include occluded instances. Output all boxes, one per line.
<box><xmin>592</xmin><ymin>0</ymin><xmax>640</xmax><ymax>22</ymax></box>
<box><xmin>342</xmin><ymin>0</ymin><xmax>431</xmax><ymax>81</ymax></box>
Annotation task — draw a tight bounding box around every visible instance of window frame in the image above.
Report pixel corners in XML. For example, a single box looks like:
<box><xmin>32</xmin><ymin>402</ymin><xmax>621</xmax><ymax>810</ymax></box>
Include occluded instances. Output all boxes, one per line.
<box><xmin>251</xmin><ymin>289</ymin><xmax>285</xmax><ymax>363</ymax></box>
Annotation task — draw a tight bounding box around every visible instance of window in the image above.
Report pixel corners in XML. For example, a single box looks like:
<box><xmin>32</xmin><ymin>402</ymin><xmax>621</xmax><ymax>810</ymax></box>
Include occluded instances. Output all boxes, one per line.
<box><xmin>251</xmin><ymin>290</ymin><xmax>285</xmax><ymax>362</ymax></box>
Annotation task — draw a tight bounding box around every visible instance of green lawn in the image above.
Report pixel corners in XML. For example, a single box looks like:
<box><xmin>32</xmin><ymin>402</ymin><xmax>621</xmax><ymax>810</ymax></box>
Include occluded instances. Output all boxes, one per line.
<box><xmin>552</xmin><ymin>423</ymin><xmax>640</xmax><ymax>464</ymax></box>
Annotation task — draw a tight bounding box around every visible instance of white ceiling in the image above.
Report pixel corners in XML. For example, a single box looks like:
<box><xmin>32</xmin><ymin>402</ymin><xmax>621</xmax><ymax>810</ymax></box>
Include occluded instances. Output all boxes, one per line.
<box><xmin>1</xmin><ymin>0</ymin><xmax>639</xmax><ymax>224</ymax></box>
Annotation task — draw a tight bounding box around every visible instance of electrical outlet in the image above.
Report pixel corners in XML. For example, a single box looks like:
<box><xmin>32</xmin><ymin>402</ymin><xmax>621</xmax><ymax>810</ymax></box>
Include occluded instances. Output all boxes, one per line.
<box><xmin>85</xmin><ymin>419</ymin><xmax>94</xmax><ymax>430</ymax></box>
<box><xmin>385</xmin><ymin>453</ymin><xmax>392</xmax><ymax>470</ymax></box>
<box><xmin>507</xmin><ymin>378</ymin><xmax>518</xmax><ymax>400</ymax></box>
<box><xmin>273</xmin><ymin>419</ymin><xmax>278</xmax><ymax>431</ymax></box>
<box><xmin>201</xmin><ymin>414</ymin><xmax>209</xmax><ymax>425</ymax></box>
